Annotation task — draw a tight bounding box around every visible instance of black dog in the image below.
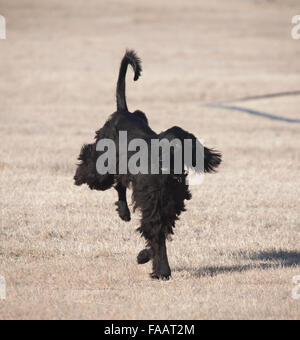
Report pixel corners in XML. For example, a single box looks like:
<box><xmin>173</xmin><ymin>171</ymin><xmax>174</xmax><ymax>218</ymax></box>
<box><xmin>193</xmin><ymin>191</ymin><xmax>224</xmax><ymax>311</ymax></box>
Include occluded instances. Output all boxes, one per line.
<box><xmin>74</xmin><ymin>50</ymin><xmax>221</xmax><ymax>280</ymax></box>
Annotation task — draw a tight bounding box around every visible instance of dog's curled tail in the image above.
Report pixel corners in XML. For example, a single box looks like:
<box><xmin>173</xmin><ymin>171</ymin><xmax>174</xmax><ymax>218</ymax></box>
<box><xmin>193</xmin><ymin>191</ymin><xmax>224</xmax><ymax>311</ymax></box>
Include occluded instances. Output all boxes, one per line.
<box><xmin>116</xmin><ymin>50</ymin><xmax>142</xmax><ymax>112</ymax></box>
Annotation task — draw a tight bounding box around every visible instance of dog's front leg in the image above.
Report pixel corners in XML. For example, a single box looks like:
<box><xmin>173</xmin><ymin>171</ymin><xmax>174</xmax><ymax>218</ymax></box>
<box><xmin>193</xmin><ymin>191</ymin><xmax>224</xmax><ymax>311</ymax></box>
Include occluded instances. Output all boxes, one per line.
<box><xmin>114</xmin><ymin>182</ymin><xmax>131</xmax><ymax>222</ymax></box>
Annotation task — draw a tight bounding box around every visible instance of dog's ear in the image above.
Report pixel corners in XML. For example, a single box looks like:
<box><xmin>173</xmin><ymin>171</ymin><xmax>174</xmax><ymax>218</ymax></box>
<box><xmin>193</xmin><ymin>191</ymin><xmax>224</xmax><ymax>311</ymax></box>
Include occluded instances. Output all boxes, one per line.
<box><xmin>74</xmin><ymin>144</ymin><xmax>94</xmax><ymax>186</ymax></box>
<box><xmin>158</xmin><ymin>126</ymin><xmax>221</xmax><ymax>173</ymax></box>
<box><xmin>78</xmin><ymin>143</ymin><xmax>94</xmax><ymax>164</ymax></box>
<box><xmin>203</xmin><ymin>146</ymin><xmax>222</xmax><ymax>173</ymax></box>
<box><xmin>74</xmin><ymin>143</ymin><xmax>114</xmax><ymax>190</ymax></box>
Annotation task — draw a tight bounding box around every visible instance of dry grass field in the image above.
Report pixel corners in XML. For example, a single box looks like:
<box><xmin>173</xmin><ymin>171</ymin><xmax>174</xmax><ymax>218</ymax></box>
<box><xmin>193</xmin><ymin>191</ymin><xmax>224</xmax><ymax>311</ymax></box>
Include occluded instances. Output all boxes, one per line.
<box><xmin>0</xmin><ymin>0</ymin><xmax>300</xmax><ymax>320</ymax></box>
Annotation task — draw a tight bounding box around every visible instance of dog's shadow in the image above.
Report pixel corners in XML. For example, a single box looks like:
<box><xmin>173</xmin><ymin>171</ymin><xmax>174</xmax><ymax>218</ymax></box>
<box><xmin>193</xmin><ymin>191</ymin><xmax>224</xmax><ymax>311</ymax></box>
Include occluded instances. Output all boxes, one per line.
<box><xmin>174</xmin><ymin>250</ymin><xmax>300</xmax><ymax>278</ymax></box>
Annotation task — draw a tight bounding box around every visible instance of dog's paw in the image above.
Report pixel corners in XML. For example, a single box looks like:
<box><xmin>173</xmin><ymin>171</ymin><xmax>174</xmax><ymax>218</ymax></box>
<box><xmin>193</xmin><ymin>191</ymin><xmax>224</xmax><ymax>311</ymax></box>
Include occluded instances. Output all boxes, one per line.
<box><xmin>150</xmin><ymin>271</ymin><xmax>171</xmax><ymax>281</ymax></box>
<box><xmin>150</xmin><ymin>264</ymin><xmax>171</xmax><ymax>280</ymax></box>
<box><xmin>115</xmin><ymin>201</ymin><xmax>131</xmax><ymax>222</ymax></box>
<box><xmin>137</xmin><ymin>249</ymin><xmax>151</xmax><ymax>264</ymax></box>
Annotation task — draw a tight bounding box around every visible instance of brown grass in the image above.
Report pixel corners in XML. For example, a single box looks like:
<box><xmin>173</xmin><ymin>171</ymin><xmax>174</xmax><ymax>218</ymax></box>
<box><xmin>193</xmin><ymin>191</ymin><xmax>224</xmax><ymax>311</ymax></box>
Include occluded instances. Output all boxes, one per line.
<box><xmin>0</xmin><ymin>0</ymin><xmax>300</xmax><ymax>320</ymax></box>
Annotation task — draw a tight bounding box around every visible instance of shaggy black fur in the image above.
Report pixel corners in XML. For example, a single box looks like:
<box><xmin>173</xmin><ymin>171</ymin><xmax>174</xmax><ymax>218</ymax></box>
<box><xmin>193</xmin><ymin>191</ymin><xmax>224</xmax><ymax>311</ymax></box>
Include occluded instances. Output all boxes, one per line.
<box><xmin>74</xmin><ymin>50</ymin><xmax>222</xmax><ymax>280</ymax></box>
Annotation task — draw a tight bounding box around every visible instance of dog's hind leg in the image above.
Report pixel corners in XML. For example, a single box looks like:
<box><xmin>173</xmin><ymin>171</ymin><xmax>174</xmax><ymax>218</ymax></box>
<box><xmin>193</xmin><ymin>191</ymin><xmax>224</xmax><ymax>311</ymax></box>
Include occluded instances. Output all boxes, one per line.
<box><xmin>149</xmin><ymin>234</ymin><xmax>171</xmax><ymax>280</ymax></box>
<box><xmin>114</xmin><ymin>182</ymin><xmax>131</xmax><ymax>222</ymax></box>
<box><xmin>136</xmin><ymin>220</ymin><xmax>172</xmax><ymax>278</ymax></box>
